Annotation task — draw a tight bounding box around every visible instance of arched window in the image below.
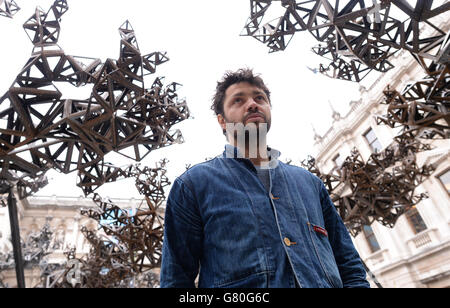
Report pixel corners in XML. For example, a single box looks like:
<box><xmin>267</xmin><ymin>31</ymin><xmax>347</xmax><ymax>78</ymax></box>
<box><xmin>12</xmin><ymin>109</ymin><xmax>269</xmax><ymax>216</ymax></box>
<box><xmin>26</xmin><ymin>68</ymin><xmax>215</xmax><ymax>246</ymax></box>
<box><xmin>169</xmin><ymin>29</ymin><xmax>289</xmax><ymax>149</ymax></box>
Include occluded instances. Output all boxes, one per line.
<box><xmin>437</xmin><ymin>168</ymin><xmax>450</xmax><ymax>195</ymax></box>
<box><xmin>363</xmin><ymin>225</ymin><xmax>381</xmax><ymax>253</ymax></box>
<box><xmin>363</xmin><ymin>128</ymin><xmax>382</xmax><ymax>153</ymax></box>
<box><xmin>405</xmin><ymin>207</ymin><xmax>427</xmax><ymax>234</ymax></box>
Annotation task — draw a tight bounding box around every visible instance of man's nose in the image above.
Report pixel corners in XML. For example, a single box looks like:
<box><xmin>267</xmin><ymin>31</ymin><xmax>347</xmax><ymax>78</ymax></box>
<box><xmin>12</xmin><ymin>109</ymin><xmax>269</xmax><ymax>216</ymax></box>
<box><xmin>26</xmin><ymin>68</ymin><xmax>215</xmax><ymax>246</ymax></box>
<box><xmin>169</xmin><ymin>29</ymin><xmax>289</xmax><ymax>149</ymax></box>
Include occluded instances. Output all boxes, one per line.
<box><xmin>246</xmin><ymin>98</ymin><xmax>259</xmax><ymax>112</ymax></box>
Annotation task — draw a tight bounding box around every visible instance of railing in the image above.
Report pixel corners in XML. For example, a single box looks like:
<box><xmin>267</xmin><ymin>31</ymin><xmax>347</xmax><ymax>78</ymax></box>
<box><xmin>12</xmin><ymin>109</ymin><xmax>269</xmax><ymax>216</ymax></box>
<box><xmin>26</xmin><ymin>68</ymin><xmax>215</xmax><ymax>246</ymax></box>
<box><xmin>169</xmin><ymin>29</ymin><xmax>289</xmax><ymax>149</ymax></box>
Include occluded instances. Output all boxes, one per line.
<box><xmin>406</xmin><ymin>228</ymin><xmax>440</xmax><ymax>254</ymax></box>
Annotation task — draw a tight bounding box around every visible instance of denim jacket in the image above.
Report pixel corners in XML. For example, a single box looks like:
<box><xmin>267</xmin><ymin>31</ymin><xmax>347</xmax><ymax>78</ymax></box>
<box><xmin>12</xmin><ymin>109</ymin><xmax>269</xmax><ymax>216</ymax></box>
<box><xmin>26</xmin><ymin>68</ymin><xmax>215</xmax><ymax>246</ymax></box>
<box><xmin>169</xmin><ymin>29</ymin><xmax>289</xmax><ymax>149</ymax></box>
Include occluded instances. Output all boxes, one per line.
<box><xmin>160</xmin><ymin>145</ymin><xmax>370</xmax><ymax>288</ymax></box>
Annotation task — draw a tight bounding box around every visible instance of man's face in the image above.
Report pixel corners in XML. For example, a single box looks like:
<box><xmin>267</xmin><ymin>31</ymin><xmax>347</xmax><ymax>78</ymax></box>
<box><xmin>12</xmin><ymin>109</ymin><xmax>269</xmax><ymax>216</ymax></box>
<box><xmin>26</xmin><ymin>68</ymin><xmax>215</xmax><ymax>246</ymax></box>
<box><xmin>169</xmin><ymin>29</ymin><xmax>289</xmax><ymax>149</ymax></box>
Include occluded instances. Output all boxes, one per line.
<box><xmin>217</xmin><ymin>82</ymin><xmax>272</xmax><ymax>137</ymax></box>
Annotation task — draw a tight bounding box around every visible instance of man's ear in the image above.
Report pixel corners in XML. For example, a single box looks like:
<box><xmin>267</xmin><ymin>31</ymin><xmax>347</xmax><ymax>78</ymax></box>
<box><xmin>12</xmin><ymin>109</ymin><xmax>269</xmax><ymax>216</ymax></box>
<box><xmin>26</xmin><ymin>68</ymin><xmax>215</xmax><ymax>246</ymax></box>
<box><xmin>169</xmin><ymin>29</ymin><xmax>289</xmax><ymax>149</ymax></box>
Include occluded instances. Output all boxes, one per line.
<box><xmin>217</xmin><ymin>114</ymin><xmax>227</xmax><ymax>132</ymax></box>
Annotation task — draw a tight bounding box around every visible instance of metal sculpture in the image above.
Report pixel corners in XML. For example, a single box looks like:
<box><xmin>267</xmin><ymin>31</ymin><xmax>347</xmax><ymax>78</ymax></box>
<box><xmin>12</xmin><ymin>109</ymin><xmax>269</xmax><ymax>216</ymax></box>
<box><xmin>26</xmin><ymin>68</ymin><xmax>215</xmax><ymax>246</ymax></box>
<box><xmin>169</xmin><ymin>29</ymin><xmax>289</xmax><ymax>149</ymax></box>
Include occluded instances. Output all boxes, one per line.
<box><xmin>68</xmin><ymin>228</ymin><xmax>133</xmax><ymax>288</ymax></box>
<box><xmin>36</xmin><ymin>160</ymin><xmax>168</xmax><ymax>288</ymax></box>
<box><xmin>80</xmin><ymin>160</ymin><xmax>168</xmax><ymax>273</ymax></box>
<box><xmin>242</xmin><ymin>0</ymin><xmax>450</xmax><ymax>81</ymax></box>
<box><xmin>0</xmin><ymin>222</ymin><xmax>55</xmax><ymax>272</ymax></box>
<box><xmin>0</xmin><ymin>0</ymin><xmax>20</xmax><ymax>18</ymax></box>
<box><xmin>337</xmin><ymin>58</ymin><xmax>448</xmax><ymax>233</ymax></box>
<box><xmin>36</xmin><ymin>229</ymin><xmax>132</xmax><ymax>288</ymax></box>
<box><xmin>39</xmin><ymin>242</ymin><xmax>160</xmax><ymax>288</ymax></box>
<box><xmin>0</xmin><ymin>0</ymin><xmax>189</xmax><ymax>287</ymax></box>
<box><xmin>302</xmin><ymin>133</ymin><xmax>435</xmax><ymax>236</ymax></box>
<box><xmin>377</xmin><ymin>63</ymin><xmax>450</xmax><ymax>139</ymax></box>
<box><xmin>0</xmin><ymin>172</ymin><xmax>48</xmax><ymax>202</ymax></box>
<box><xmin>299</xmin><ymin>46</ymin><xmax>448</xmax><ymax>239</ymax></box>
<box><xmin>1</xmin><ymin>2</ymin><xmax>188</xmax><ymax>183</ymax></box>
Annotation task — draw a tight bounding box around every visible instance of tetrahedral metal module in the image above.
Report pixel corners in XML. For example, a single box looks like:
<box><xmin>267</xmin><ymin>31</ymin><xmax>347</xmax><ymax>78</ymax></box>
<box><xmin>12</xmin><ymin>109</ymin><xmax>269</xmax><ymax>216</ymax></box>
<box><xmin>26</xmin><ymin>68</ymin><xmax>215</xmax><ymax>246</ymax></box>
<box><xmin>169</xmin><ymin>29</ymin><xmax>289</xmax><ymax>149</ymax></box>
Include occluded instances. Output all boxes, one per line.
<box><xmin>0</xmin><ymin>0</ymin><xmax>20</xmax><ymax>18</ymax></box>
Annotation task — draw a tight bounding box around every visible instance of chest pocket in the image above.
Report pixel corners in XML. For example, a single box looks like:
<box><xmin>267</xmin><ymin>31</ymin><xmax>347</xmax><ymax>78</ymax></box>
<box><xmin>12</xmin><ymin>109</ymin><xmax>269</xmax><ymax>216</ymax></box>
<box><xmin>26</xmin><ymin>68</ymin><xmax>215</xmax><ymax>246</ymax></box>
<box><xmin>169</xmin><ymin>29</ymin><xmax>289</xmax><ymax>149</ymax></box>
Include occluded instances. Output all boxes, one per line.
<box><xmin>307</xmin><ymin>222</ymin><xmax>343</xmax><ymax>288</ymax></box>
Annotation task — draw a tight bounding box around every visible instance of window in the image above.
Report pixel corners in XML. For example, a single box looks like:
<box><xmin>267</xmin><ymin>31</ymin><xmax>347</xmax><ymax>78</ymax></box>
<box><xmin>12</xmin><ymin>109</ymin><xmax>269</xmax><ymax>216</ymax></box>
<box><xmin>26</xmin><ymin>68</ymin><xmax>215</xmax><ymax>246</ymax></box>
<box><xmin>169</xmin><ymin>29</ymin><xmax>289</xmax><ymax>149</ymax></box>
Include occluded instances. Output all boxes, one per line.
<box><xmin>363</xmin><ymin>225</ymin><xmax>381</xmax><ymax>253</ymax></box>
<box><xmin>332</xmin><ymin>153</ymin><xmax>345</xmax><ymax>168</ymax></box>
<box><xmin>405</xmin><ymin>207</ymin><xmax>427</xmax><ymax>234</ymax></box>
<box><xmin>437</xmin><ymin>168</ymin><xmax>450</xmax><ymax>195</ymax></box>
<box><xmin>363</xmin><ymin>128</ymin><xmax>383</xmax><ymax>153</ymax></box>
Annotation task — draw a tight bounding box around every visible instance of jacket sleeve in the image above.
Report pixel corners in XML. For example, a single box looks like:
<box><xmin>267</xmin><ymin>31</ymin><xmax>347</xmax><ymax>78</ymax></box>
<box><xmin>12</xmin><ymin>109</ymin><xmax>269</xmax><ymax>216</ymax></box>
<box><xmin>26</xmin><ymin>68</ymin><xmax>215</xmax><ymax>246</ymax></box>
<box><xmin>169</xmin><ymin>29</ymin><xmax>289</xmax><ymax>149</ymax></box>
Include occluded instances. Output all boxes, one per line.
<box><xmin>318</xmin><ymin>179</ymin><xmax>371</xmax><ymax>288</ymax></box>
<box><xmin>160</xmin><ymin>177</ymin><xmax>203</xmax><ymax>288</ymax></box>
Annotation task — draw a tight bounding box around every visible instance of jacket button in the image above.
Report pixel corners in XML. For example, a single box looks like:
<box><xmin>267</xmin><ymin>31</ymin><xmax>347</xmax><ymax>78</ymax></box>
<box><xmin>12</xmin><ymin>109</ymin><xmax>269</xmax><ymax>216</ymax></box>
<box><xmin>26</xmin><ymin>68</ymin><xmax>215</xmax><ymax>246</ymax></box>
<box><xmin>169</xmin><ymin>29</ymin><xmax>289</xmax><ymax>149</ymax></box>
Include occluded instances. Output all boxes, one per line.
<box><xmin>284</xmin><ymin>237</ymin><xmax>292</xmax><ymax>247</ymax></box>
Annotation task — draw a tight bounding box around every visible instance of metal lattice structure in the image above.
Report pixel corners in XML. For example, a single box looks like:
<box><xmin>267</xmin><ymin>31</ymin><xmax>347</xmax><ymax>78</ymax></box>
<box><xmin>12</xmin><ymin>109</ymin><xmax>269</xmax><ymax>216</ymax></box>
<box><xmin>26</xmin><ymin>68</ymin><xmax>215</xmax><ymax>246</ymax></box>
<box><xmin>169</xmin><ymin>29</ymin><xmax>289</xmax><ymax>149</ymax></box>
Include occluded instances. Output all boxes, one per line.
<box><xmin>0</xmin><ymin>0</ymin><xmax>20</xmax><ymax>18</ymax></box>
<box><xmin>302</xmin><ymin>135</ymin><xmax>435</xmax><ymax>236</ymax></box>
<box><xmin>0</xmin><ymin>0</ymin><xmax>189</xmax><ymax>192</ymax></box>
<box><xmin>0</xmin><ymin>0</ymin><xmax>189</xmax><ymax>287</ymax></box>
<box><xmin>80</xmin><ymin>161</ymin><xmax>168</xmax><ymax>271</ymax></box>
<box><xmin>2</xmin><ymin>160</ymin><xmax>168</xmax><ymax>288</ymax></box>
<box><xmin>39</xmin><ymin>243</ymin><xmax>161</xmax><ymax>288</ymax></box>
<box><xmin>242</xmin><ymin>0</ymin><xmax>450</xmax><ymax>81</ymax></box>
<box><xmin>377</xmin><ymin>63</ymin><xmax>450</xmax><ymax>139</ymax></box>
<box><xmin>0</xmin><ymin>222</ymin><xmax>55</xmax><ymax>271</ymax></box>
<box><xmin>37</xmin><ymin>160</ymin><xmax>169</xmax><ymax>288</ymax></box>
<box><xmin>301</xmin><ymin>81</ymin><xmax>448</xmax><ymax>236</ymax></box>
<box><xmin>303</xmin><ymin>48</ymin><xmax>448</xmax><ymax>235</ymax></box>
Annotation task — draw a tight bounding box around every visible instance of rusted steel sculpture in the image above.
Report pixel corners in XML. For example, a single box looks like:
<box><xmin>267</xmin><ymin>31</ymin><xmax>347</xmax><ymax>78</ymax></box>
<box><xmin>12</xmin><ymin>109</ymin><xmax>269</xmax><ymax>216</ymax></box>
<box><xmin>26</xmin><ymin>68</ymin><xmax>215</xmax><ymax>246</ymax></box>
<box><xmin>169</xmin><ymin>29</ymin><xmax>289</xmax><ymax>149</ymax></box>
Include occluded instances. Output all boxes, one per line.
<box><xmin>39</xmin><ymin>242</ymin><xmax>160</xmax><ymax>288</ymax></box>
<box><xmin>0</xmin><ymin>0</ymin><xmax>20</xmax><ymax>18</ymax></box>
<box><xmin>292</xmin><ymin>2</ymin><xmax>448</xmax><ymax>232</ymax></box>
<box><xmin>37</xmin><ymin>230</ymin><xmax>132</xmax><ymax>288</ymax></box>
<box><xmin>48</xmin><ymin>233</ymin><xmax>158</xmax><ymax>288</ymax></box>
<box><xmin>0</xmin><ymin>0</ymin><xmax>188</xmax><ymax>287</ymax></box>
<box><xmin>0</xmin><ymin>223</ymin><xmax>55</xmax><ymax>272</ymax></box>
<box><xmin>302</xmin><ymin>134</ymin><xmax>435</xmax><ymax>236</ymax></box>
<box><xmin>0</xmin><ymin>172</ymin><xmax>48</xmax><ymax>202</ymax></box>
<box><xmin>0</xmin><ymin>0</ymin><xmax>187</xmax><ymax>210</ymax></box>
<box><xmin>80</xmin><ymin>160</ymin><xmax>168</xmax><ymax>273</ymax></box>
<box><xmin>340</xmin><ymin>59</ymin><xmax>449</xmax><ymax>234</ymax></box>
<box><xmin>342</xmin><ymin>149</ymin><xmax>432</xmax><ymax>234</ymax></box>
<box><xmin>377</xmin><ymin>63</ymin><xmax>450</xmax><ymax>139</ymax></box>
<box><xmin>242</xmin><ymin>0</ymin><xmax>450</xmax><ymax>81</ymax></box>
<box><xmin>300</xmin><ymin>52</ymin><xmax>448</xmax><ymax>238</ymax></box>
<box><xmin>0</xmin><ymin>0</ymin><xmax>188</xmax><ymax>191</ymax></box>
<box><xmin>36</xmin><ymin>160</ymin><xmax>168</xmax><ymax>288</ymax></box>
<box><xmin>69</xmin><ymin>228</ymin><xmax>133</xmax><ymax>288</ymax></box>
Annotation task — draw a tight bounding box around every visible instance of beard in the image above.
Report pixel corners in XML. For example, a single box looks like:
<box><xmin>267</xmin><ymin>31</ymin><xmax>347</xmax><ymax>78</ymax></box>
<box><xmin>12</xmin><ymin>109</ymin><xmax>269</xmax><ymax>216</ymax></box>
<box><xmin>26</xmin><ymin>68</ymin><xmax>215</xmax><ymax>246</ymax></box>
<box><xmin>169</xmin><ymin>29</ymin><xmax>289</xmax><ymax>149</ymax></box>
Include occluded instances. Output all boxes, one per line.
<box><xmin>223</xmin><ymin>112</ymin><xmax>271</xmax><ymax>147</ymax></box>
<box><xmin>223</xmin><ymin>112</ymin><xmax>271</xmax><ymax>133</ymax></box>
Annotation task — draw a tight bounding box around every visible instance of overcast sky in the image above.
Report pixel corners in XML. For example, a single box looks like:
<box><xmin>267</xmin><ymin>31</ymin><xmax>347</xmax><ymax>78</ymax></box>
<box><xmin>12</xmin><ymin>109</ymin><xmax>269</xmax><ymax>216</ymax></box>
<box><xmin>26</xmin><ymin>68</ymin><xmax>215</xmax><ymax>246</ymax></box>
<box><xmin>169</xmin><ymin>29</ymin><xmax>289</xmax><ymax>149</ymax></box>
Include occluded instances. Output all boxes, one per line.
<box><xmin>0</xmin><ymin>0</ymin><xmax>369</xmax><ymax>198</ymax></box>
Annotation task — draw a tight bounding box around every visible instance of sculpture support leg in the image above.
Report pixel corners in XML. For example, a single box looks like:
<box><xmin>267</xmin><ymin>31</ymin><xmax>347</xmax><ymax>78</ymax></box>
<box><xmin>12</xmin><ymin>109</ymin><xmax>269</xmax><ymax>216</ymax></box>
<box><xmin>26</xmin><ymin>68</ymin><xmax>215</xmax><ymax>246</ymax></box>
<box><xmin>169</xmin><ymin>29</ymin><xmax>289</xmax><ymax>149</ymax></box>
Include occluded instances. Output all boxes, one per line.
<box><xmin>362</xmin><ymin>259</ymin><xmax>383</xmax><ymax>288</ymax></box>
<box><xmin>7</xmin><ymin>188</ymin><xmax>26</xmax><ymax>288</ymax></box>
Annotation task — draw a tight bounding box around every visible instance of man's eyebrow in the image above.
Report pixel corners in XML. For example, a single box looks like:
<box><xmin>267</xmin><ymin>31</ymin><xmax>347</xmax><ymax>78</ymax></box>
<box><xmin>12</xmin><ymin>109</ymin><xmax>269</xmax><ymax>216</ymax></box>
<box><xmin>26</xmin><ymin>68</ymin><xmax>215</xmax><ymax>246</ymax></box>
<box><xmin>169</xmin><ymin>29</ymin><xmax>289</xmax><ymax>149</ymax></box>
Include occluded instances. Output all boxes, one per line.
<box><xmin>230</xmin><ymin>92</ymin><xmax>246</xmax><ymax>98</ymax></box>
<box><xmin>253</xmin><ymin>90</ymin><xmax>266</xmax><ymax>96</ymax></box>
<box><xmin>231</xmin><ymin>90</ymin><xmax>266</xmax><ymax>97</ymax></box>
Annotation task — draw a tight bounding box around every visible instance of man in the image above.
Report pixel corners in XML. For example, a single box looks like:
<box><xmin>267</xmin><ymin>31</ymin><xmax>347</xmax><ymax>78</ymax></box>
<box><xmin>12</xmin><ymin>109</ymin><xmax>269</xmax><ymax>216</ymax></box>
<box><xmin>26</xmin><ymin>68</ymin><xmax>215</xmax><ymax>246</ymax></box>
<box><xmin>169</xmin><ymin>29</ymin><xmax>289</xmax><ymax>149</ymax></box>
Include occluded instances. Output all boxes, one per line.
<box><xmin>160</xmin><ymin>68</ymin><xmax>370</xmax><ymax>288</ymax></box>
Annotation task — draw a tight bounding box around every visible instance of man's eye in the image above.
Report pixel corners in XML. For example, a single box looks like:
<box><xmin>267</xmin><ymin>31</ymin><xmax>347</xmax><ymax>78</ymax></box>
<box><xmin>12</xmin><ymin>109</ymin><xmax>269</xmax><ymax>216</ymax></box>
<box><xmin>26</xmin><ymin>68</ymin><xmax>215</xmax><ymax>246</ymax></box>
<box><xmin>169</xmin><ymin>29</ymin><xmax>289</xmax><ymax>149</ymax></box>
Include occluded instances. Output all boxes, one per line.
<box><xmin>234</xmin><ymin>98</ymin><xmax>242</xmax><ymax>103</ymax></box>
<box><xmin>256</xmin><ymin>96</ymin><xmax>265</xmax><ymax>101</ymax></box>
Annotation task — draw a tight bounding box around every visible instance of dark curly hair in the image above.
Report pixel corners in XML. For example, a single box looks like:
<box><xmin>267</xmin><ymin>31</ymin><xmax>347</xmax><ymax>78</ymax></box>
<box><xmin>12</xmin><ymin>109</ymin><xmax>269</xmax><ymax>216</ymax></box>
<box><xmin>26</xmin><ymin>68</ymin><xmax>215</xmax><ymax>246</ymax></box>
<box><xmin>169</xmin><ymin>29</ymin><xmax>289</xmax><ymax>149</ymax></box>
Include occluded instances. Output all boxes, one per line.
<box><xmin>211</xmin><ymin>68</ymin><xmax>271</xmax><ymax>116</ymax></box>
